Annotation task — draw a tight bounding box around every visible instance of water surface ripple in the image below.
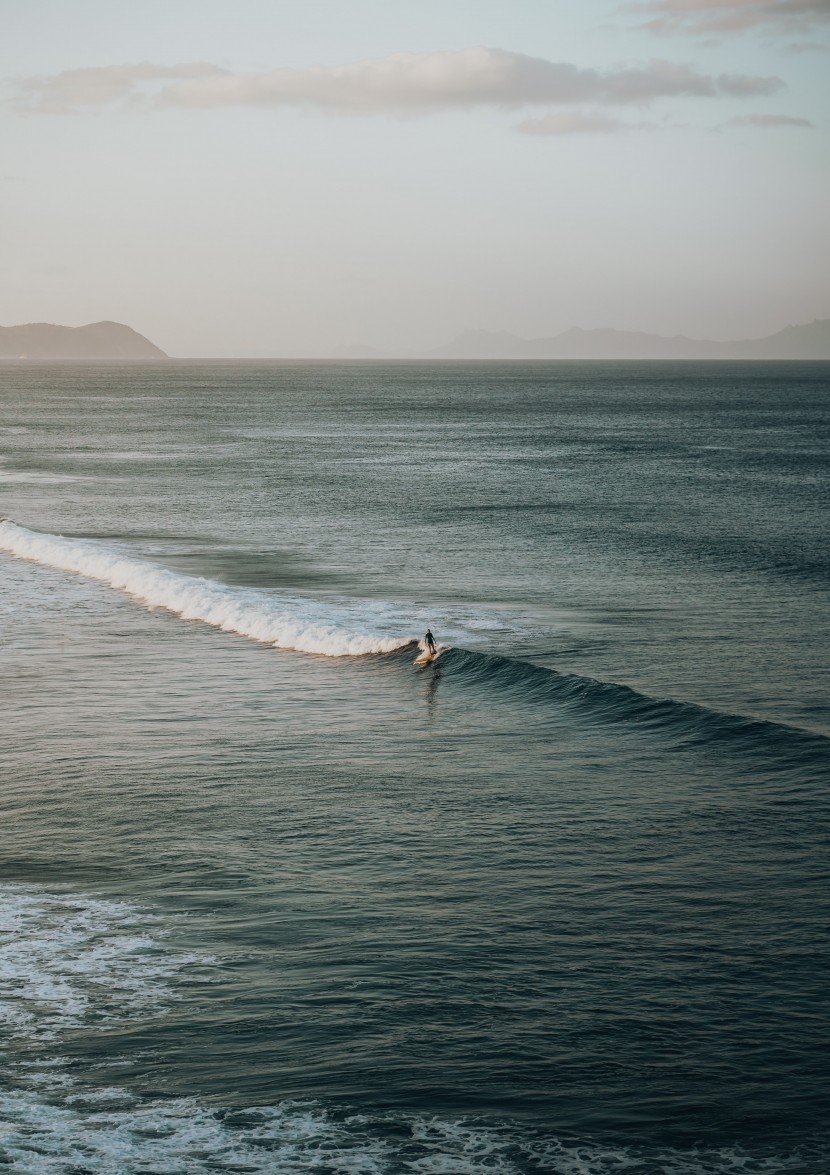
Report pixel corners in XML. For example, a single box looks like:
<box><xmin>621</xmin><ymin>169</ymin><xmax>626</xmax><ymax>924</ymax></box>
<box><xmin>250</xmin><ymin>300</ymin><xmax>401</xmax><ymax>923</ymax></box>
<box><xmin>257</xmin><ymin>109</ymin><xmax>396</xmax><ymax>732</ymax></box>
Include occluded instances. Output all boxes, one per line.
<box><xmin>1</xmin><ymin>362</ymin><xmax>828</xmax><ymax>1173</ymax></box>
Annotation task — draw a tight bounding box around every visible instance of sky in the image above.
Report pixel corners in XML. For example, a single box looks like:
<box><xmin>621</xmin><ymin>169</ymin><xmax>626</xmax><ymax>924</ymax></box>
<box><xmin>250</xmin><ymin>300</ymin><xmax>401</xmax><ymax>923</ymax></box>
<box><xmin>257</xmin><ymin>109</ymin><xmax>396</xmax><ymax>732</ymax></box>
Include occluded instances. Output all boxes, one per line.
<box><xmin>2</xmin><ymin>0</ymin><xmax>828</xmax><ymax>356</ymax></box>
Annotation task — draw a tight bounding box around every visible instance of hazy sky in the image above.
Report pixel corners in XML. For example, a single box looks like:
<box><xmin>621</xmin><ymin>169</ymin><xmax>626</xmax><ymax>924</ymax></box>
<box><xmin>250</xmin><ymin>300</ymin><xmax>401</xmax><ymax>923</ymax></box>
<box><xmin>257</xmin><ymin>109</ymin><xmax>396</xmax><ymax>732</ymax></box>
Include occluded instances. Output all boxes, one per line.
<box><xmin>2</xmin><ymin>0</ymin><xmax>828</xmax><ymax>356</ymax></box>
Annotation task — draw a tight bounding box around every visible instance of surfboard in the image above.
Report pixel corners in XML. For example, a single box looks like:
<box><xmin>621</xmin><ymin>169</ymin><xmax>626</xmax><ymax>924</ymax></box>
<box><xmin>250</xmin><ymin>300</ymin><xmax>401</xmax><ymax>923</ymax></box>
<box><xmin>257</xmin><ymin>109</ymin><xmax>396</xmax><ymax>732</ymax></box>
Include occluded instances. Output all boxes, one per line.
<box><xmin>414</xmin><ymin>648</ymin><xmax>440</xmax><ymax>665</ymax></box>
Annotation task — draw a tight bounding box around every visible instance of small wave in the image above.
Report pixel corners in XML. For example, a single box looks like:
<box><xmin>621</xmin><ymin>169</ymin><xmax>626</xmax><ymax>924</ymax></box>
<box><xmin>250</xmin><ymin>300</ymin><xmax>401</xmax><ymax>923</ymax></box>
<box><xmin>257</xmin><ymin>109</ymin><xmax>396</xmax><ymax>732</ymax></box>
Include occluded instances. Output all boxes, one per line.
<box><xmin>0</xmin><ymin>520</ymin><xmax>411</xmax><ymax>657</ymax></box>
<box><xmin>439</xmin><ymin>648</ymin><xmax>830</xmax><ymax>764</ymax></box>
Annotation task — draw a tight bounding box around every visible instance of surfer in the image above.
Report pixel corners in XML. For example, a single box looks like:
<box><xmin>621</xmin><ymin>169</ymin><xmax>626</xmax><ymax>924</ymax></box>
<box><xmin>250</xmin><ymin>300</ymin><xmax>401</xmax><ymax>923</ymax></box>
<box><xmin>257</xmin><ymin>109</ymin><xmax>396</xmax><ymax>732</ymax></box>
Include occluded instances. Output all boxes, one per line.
<box><xmin>424</xmin><ymin>628</ymin><xmax>437</xmax><ymax>655</ymax></box>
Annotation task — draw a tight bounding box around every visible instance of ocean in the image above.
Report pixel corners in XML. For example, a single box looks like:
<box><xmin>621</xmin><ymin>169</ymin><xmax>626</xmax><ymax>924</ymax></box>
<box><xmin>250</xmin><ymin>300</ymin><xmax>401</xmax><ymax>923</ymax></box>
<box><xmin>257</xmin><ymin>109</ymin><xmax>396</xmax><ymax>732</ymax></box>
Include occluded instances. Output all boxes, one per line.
<box><xmin>1</xmin><ymin>360</ymin><xmax>828</xmax><ymax>1174</ymax></box>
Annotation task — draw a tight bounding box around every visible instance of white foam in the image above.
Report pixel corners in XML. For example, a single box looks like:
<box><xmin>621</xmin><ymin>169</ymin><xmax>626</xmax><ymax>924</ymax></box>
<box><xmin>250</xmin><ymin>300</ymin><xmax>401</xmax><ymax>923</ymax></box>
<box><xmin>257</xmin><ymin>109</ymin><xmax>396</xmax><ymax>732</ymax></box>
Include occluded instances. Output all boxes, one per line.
<box><xmin>0</xmin><ymin>520</ymin><xmax>410</xmax><ymax>657</ymax></box>
<box><xmin>0</xmin><ymin>885</ymin><xmax>810</xmax><ymax>1175</ymax></box>
<box><xmin>0</xmin><ymin>886</ymin><xmax>211</xmax><ymax>1045</ymax></box>
<box><xmin>0</xmin><ymin>1092</ymin><xmax>397</xmax><ymax>1175</ymax></box>
<box><xmin>0</xmin><ymin>1088</ymin><xmax>808</xmax><ymax>1175</ymax></box>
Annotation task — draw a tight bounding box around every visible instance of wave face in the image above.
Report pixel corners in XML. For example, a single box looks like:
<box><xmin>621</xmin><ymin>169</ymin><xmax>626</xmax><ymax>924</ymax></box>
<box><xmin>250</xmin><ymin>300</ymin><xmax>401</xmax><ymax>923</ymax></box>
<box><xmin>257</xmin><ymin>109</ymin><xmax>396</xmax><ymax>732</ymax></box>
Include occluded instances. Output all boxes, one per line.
<box><xmin>433</xmin><ymin>647</ymin><xmax>830</xmax><ymax>768</ymax></box>
<box><xmin>0</xmin><ymin>520</ymin><xmax>411</xmax><ymax>657</ymax></box>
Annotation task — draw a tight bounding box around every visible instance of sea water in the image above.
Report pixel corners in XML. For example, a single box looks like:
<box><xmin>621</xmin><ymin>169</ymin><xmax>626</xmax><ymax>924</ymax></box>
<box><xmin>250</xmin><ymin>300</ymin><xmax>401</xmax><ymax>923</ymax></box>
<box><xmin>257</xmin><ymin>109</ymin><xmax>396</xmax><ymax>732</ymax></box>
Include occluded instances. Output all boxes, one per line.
<box><xmin>1</xmin><ymin>361</ymin><xmax>828</xmax><ymax>1174</ymax></box>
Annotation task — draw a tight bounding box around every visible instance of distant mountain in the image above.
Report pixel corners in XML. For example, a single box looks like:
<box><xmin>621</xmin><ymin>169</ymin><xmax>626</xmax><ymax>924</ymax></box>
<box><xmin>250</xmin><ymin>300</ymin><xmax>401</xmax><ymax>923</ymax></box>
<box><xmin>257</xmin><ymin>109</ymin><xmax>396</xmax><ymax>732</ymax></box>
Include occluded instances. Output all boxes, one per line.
<box><xmin>741</xmin><ymin>319</ymin><xmax>830</xmax><ymax>360</ymax></box>
<box><xmin>4</xmin><ymin>316</ymin><xmax>827</xmax><ymax>362</ymax></box>
<box><xmin>429</xmin><ymin>319</ymin><xmax>830</xmax><ymax>361</ymax></box>
<box><xmin>0</xmin><ymin>320</ymin><xmax>167</xmax><ymax>360</ymax></box>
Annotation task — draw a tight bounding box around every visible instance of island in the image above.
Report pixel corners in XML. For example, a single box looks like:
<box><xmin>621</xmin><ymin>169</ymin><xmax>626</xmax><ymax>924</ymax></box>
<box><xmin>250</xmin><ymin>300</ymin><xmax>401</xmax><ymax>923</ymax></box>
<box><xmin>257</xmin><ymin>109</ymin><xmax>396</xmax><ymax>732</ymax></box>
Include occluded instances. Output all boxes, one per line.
<box><xmin>0</xmin><ymin>320</ymin><xmax>167</xmax><ymax>360</ymax></box>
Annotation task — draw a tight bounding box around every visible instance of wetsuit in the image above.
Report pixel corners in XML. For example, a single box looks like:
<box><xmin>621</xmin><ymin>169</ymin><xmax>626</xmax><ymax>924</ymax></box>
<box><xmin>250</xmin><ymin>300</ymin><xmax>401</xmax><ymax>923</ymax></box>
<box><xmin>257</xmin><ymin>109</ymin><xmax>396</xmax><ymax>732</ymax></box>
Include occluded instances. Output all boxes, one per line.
<box><xmin>425</xmin><ymin>630</ymin><xmax>436</xmax><ymax>654</ymax></box>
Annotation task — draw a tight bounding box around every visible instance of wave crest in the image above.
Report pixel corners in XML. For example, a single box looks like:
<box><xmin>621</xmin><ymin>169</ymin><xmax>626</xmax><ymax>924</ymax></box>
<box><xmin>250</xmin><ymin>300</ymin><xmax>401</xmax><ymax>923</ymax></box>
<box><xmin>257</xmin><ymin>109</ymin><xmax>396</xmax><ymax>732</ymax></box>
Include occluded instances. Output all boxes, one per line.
<box><xmin>439</xmin><ymin>647</ymin><xmax>830</xmax><ymax>765</ymax></box>
<box><xmin>0</xmin><ymin>520</ymin><xmax>411</xmax><ymax>657</ymax></box>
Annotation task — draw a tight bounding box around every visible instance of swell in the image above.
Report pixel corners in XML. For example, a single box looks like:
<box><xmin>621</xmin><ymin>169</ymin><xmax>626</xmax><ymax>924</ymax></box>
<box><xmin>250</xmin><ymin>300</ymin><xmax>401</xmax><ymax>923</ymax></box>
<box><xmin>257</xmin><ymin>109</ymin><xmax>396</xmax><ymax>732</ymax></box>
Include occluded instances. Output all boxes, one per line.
<box><xmin>0</xmin><ymin>520</ymin><xmax>411</xmax><ymax>657</ymax></box>
<box><xmin>431</xmin><ymin>647</ymin><xmax>830</xmax><ymax>767</ymax></box>
<box><xmin>4</xmin><ymin>519</ymin><xmax>826</xmax><ymax>763</ymax></box>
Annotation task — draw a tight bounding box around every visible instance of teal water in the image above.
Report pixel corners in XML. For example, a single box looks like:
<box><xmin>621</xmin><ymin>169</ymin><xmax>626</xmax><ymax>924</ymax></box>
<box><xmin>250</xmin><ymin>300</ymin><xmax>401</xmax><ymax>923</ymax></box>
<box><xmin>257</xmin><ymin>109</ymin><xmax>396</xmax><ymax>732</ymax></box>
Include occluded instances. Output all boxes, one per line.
<box><xmin>1</xmin><ymin>362</ymin><xmax>828</xmax><ymax>1174</ymax></box>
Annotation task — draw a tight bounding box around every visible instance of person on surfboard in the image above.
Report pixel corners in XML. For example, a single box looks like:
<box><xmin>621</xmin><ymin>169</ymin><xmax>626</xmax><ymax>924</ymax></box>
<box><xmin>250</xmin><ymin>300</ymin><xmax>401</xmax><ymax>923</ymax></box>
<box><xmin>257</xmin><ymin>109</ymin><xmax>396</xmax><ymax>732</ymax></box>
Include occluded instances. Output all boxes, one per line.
<box><xmin>424</xmin><ymin>629</ymin><xmax>437</xmax><ymax>655</ymax></box>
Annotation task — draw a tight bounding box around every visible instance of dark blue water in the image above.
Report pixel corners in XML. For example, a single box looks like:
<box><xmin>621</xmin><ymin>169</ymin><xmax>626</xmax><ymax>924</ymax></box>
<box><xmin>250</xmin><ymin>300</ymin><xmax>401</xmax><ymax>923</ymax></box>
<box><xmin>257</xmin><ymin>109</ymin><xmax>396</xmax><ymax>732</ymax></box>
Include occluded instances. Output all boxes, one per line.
<box><xmin>1</xmin><ymin>362</ymin><xmax>828</xmax><ymax>1174</ymax></box>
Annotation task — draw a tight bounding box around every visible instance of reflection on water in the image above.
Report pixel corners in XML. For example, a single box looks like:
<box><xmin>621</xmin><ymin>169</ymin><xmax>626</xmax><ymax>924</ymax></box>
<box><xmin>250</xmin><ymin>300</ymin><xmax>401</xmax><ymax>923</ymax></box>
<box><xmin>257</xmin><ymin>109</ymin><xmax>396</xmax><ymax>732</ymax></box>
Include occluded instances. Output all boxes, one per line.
<box><xmin>424</xmin><ymin>662</ymin><xmax>443</xmax><ymax>717</ymax></box>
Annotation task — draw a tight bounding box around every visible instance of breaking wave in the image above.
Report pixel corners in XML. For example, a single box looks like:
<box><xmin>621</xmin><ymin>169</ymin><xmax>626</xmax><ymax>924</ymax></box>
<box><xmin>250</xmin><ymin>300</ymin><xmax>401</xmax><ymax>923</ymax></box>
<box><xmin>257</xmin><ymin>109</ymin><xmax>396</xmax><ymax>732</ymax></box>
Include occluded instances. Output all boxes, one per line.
<box><xmin>0</xmin><ymin>520</ymin><xmax>411</xmax><ymax>657</ymax></box>
<box><xmin>2</xmin><ymin>520</ymin><xmax>827</xmax><ymax>763</ymax></box>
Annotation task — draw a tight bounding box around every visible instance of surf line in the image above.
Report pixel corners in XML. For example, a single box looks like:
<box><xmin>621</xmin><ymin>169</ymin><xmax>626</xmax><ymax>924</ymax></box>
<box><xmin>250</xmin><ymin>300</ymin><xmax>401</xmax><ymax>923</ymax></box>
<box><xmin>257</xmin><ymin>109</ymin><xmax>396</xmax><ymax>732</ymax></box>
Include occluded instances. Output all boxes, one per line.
<box><xmin>0</xmin><ymin>519</ymin><xmax>410</xmax><ymax>658</ymax></box>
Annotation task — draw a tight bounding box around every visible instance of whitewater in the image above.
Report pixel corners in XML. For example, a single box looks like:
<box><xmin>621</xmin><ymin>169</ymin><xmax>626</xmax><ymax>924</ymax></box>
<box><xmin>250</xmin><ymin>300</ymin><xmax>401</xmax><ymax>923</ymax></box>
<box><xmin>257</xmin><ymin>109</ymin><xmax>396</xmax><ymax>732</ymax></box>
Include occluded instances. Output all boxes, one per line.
<box><xmin>0</xmin><ymin>518</ymin><xmax>411</xmax><ymax>657</ymax></box>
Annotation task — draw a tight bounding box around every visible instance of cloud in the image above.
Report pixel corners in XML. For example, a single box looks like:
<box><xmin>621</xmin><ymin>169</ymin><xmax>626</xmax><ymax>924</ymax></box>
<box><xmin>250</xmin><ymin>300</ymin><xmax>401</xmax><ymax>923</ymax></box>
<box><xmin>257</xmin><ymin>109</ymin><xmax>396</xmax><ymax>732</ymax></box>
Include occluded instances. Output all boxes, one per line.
<box><xmin>721</xmin><ymin>111</ymin><xmax>814</xmax><ymax>126</ymax></box>
<box><xmin>12</xmin><ymin>48</ymin><xmax>783</xmax><ymax>117</ymax></box>
<box><xmin>13</xmin><ymin>62</ymin><xmax>227</xmax><ymax>114</ymax></box>
<box><xmin>627</xmin><ymin>0</ymin><xmax>830</xmax><ymax>38</ymax></box>
<box><xmin>516</xmin><ymin>111</ymin><xmax>650</xmax><ymax>134</ymax></box>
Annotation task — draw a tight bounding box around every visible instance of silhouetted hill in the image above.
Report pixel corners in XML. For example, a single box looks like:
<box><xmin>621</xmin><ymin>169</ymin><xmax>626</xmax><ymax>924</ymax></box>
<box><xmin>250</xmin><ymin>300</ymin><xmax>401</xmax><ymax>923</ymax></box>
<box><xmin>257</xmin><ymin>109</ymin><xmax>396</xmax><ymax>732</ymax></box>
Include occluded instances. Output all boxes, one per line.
<box><xmin>0</xmin><ymin>320</ymin><xmax>167</xmax><ymax>360</ymax></box>
<box><xmin>429</xmin><ymin>319</ymin><xmax>830</xmax><ymax>360</ymax></box>
<box><xmin>744</xmin><ymin>319</ymin><xmax>830</xmax><ymax>360</ymax></box>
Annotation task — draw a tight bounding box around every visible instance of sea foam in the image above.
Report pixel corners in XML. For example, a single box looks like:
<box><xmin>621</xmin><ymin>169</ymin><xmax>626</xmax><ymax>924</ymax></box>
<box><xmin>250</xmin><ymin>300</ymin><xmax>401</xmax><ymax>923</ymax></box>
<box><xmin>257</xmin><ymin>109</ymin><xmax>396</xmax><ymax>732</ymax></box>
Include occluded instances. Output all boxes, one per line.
<box><xmin>0</xmin><ymin>520</ymin><xmax>410</xmax><ymax>657</ymax></box>
<box><xmin>0</xmin><ymin>886</ymin><xmax>210</xmax><ymax>1045</ymax></box>
<box><xmin>0</xmin><ymin>885</ymin><xmax>811</xmax><ymax>1175</ymax></box>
